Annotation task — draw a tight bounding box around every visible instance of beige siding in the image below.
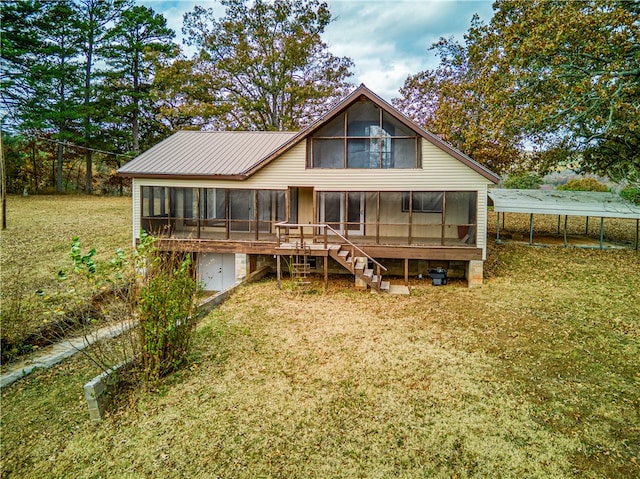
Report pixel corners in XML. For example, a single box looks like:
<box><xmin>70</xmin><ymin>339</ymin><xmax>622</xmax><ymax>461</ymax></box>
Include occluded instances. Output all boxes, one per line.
<box><xmin>131</xmin><ymin>139</ymin><xmax>492</xmax><ymax>258</ymax></box>
<box><xmin>132</xmin><ymin>179</ymin><xmax>141</xmax><ymax>243</ymax></box>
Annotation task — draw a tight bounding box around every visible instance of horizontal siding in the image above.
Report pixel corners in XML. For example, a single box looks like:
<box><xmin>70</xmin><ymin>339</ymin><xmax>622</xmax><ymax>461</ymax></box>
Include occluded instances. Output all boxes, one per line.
<box><xmin>132</xmin><ymin>179</ymin><xmax>141</xmax><ymax>243</ymax></box>
<box><xmin>130</xmin><ymin>140</ymin><xmax>493</xmax><ymax>259</ymax></box>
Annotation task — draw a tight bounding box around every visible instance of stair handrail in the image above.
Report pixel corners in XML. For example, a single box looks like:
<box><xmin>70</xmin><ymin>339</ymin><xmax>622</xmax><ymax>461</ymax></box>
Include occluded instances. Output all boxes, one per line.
<box><xmin>324</xmin><ymin>225</ymin><xmax>387</xmax><ymax>272</ymax></box>
<box><xmin>275</xmin><ymin>222</ymin><xmax>387</xmax><ymax>272</ymax></box>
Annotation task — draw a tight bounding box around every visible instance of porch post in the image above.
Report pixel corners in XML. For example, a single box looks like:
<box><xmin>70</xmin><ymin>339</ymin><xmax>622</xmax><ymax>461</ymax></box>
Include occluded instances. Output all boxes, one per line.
<box><xmin>636</xmin><ymin>219</ymin><xmax>639</xmax><ymax>251</ymax></box>
<box><xmin>563</xmin><ymin>215</ymin><xmax>568</xmax><ymax>247</ymax></box>
<box><xmin>277</xmin><ymin>254</ymin><xmax>281</xmax><ymax>289</ymax></box>
<box><xmin>225</xmin><ymin>189</ymin><xmax>230</xmax><ymax>240</ymax></box>
<box><xmin>376</xmin><ymin>191</ymin><xmax>380</xmax><ymax>245</ymax></box>
<box><xmin>599</xmin><ymin>217</ymin><xmax>604</xmax><ymax>250</ymax></box>
<box><xmin>529</xmin><ymin>213</ymin><xmax>534</xmax><ymax>245</ymax></box>
<box><xmin>196</xmin><ymin>188</ymin><xmax>201</xmax><ymax>239</ymax></box>
<box><xmin>496</xmin><ymin>212</ymin><xmax>501</xmax><ymax>242</ymax></box>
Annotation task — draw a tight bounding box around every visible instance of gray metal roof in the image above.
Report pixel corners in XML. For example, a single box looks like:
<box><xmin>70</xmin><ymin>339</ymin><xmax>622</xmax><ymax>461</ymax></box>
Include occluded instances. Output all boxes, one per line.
<box><xmin>118</xmin><ymin>130</ymin><xmax>298</xmax><ymax>178</ymax></box>
<box><xmin>488</xmin><ymin>188</ymin><xmax>640</xmax><ymax>219</ymax></box>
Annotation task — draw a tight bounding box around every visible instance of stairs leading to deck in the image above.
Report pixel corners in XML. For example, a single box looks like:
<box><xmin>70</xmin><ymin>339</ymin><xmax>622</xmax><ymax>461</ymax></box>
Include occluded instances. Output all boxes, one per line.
<box><xmin>329</xmin><ymin>245</ymin><xmax>390</xmax><ymax>293</ymax></box>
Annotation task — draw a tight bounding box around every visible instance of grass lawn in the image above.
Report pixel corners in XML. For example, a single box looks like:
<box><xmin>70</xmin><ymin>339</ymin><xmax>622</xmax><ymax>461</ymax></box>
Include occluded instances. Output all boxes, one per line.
<box><xmin>0</xmin><ymin>195</ymin><xmax>131</xmax><ymax>360</ymax></box>
<box><xmin>2</xmin><ymin>231</ymin><xmax>639</xmax><ymax>476</ymax></box>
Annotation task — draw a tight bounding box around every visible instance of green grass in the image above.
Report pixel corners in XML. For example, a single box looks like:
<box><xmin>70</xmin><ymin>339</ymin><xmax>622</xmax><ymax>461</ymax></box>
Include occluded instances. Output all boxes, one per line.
<box><xmin>2</xmin><ymin>242</ymin><xmax>639</xmax><ymax>477</ymax></box>
<box><xmin>0</xmin><ymin>195</ymin><xmax>131</xmax><ymax>361</ymax></box>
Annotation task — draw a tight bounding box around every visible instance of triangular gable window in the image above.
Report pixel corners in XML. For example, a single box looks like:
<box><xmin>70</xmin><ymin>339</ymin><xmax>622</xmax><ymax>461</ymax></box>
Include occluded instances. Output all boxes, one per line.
<box><xmin>308</xmin><ymin>99</ymin><xmax>421</xmax><ymax>169</ymax></box>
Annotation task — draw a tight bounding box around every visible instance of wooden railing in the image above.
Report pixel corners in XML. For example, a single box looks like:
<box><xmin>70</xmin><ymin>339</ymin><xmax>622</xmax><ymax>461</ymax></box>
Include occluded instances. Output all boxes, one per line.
<box><xmin>275</xmin><ymin>222</ymin><xmax>387</xmax><ymax>273</ymax></box>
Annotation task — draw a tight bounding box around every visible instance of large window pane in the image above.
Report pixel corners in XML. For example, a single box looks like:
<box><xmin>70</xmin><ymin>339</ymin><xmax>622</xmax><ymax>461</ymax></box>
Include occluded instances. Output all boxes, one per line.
<box><xmin>390</xmin><ymin>138</ymin><xmax>416</xmax><ymax>168</ymax></box>
<box><xmin>445</xmin><ymin>192</ymin><xmax>477</xmax><ymax>244</ymax></box>
<box><xmin>229</xmin><ymin>190</ymin><xmax>253</xmax><ymax>232</ymax></box>
<box><xmin>402</xmin><ymin>192</ymin><xmax>443</xmax><ymax>213</ymax></box>
<box><xmin>347</xmin><ymin>138</ymin><xmax>379</xmax><ymax>168</ymax></box>
<box><xmin>313</xmin><ymin>139</ymin><xmax>344</xmax><ymax>168</ymax></box>
<box><xmin>347</xmin><ymin>102</ymin><xmax>379</xmax><ymax>136</ymax></box>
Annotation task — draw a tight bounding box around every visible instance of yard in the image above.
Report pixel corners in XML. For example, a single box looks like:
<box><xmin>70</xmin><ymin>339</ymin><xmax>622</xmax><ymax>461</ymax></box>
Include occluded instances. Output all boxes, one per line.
<box><xmin>1</xmin><ymin>196</ymin><xmax>639</xmax><ymax>477</ymax></box>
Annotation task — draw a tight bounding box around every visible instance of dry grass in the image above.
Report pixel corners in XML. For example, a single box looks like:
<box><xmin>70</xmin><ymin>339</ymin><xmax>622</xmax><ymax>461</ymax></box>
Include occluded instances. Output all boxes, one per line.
<box><xmin>0</xmin><ymin>195</ymin><xmax>131</xmax><ymax>361</ymax></box>
<box><xmin>2</xmin><ymin>238</ymin><xmax>639</xmax><ymax>477</ymax></box>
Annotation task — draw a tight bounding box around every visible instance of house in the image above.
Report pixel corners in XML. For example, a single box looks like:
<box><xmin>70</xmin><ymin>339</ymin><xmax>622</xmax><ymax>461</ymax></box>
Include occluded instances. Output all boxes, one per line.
<box><xmin>118</xmin><ymin>85</ymin><xmax>500</xmax><ymax>292</ymax></box>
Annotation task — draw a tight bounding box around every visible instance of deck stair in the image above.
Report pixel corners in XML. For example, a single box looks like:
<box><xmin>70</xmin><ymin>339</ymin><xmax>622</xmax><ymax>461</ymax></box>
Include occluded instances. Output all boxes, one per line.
<box><xmin>328</xmin><ymin>243</ymin><xmax>389</xmax><ymax>292</ymax></box>
<box><xmin>275</xmin><ymin>222</ymin><xmax>389</xmax><ymax>292</ymax></box>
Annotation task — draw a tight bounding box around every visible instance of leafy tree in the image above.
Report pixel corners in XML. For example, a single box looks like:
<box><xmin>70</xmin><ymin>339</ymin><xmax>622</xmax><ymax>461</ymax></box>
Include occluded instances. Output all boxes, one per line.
<box><xmin>395</xmin><ymin>0</ymin><xmax>639</xmax><ymax>180</ymax></box>
<box><xmin>179</xmin><ymin>0</ymin><xmax>354</xmax><ymax>131</ymax></box>
<box><xmin>394</xmin><ymin>20</ymin><xmax>523</xmax><ymax>175</ymax></box>
<box><xmin>101</xmin><ymin>5</ymin><xmax>176</xmax><ymax>153</ymax></box>
<box><xmin>75</xmin><ymin>0</ymin><xmax>131</xmax><ymax>193</ymax></box>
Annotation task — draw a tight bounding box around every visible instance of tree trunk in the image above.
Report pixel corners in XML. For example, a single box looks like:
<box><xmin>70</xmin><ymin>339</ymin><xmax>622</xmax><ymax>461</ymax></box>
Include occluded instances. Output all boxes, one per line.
<box><xmin>57</xmin><ymin>140</ymin><xmax>64</xmax><ymax>193</ymax></box>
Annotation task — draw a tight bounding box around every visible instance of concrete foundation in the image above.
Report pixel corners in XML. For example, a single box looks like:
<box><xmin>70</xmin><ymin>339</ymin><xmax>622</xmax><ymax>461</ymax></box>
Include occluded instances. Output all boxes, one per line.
<box><xmin>466</xmin><ymin>260</ymin><xmax>484</xmax><ymax>288</ymax></box>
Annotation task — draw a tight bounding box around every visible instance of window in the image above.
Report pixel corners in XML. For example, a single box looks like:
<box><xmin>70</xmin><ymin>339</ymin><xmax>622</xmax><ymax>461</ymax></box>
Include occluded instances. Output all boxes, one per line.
<box><xmin>308</xmin><ymin>98</ymin><xmax>420</xmax><ymax>169</ymax></box>
<box><xmin>200</xmin><ymin>189</ymin><xmax>226</xmax><ymax>226</ymax></box>
<box><xmin>402</xmin><ymin>192</ymin><xmax>443</xmax><ymax>213</ymax></box>
<box><xmin>141</xmin><ymin>186</ymin><xmax>168</xmax><ymax>217</ymax></box>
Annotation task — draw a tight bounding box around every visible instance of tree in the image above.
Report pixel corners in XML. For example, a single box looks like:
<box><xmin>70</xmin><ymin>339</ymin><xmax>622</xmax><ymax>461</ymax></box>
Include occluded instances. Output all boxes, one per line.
<box><xmin>1</xmin><ymin>0</ymin><xmax>85</xmax><ymax>193</ymax></box>
<box><xmin>395</xmin><ymin>0</ymin><xmax>640</xmax><ymax>180</ymax></box>
<box><xmin>179</xmin><ymin>0</ymin><xmax>354</xmax><ymax>131</ymax></box>
<box><xmin>101</xmin><ymin>5</ymin><xmax>176</xmax><ymax>153</ymax></box>
<box><xmin>75</xmin><ymin>0</ymin><xmax>131</xmax><ymax>193</ymax></box>
<box><xmin>394</xmin><ymin>20</ymin><xmax>523</xmax><ymax>175</ymax></box>
<box><xmin>489</xmin><ymin>0</ymin><xmax>640</xmax><ymax>180</ymax></box>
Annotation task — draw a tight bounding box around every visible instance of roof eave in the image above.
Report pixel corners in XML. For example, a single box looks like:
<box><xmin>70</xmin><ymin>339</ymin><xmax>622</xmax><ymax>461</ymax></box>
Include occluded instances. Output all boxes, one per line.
<box><xmin>117</xmin><ymin>172</ymin><xmax>247</xmax><ymax>181</ymax></box>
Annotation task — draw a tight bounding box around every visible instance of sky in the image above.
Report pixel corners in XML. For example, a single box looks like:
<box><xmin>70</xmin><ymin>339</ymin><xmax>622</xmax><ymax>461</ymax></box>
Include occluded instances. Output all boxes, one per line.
<box><xmin>138</xmin><ymin>0</ymin><xmax>495</xmax><ymax>101</ymax></box>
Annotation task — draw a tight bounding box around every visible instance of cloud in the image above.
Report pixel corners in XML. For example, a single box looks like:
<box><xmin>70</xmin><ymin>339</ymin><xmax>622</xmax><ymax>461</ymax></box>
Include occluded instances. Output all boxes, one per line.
<box><xmin>137</xmin><ymin>0</ymin><xmax>495</xmax><ymax>100</ymax></box>
<box><xmin>325</xmin><ymin>0</ymin><xmax>494</xmax><ymax>99</ymax></box>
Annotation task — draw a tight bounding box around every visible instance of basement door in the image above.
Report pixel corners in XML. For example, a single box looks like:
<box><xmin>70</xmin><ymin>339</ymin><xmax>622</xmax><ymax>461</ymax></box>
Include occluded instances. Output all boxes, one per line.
<box><xmin>197</xmin><ymin>253</ymin><xmax>236</xmax><ymax>292</ymax></box>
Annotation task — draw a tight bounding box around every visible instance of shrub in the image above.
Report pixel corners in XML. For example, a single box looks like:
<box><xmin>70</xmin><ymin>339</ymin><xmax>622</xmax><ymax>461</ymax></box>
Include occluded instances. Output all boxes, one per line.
<box><xmin>620</xmin><ymin>187</ymin><xmax>640</xmax><ymax>204</ymax></box>
<box><xmin>557</xmin><ymin>177</ymin><xmax>608</xmax><ymax>192</ymax></box>
<box><xmin>501</xmin><ymin>172</ymin><xmax>543</xmax><ymax>189</ymax></box>
<box><xmin>137</xmin><ymin>252</ymin><xmax>199</xmax><ymax>382</ymax></box>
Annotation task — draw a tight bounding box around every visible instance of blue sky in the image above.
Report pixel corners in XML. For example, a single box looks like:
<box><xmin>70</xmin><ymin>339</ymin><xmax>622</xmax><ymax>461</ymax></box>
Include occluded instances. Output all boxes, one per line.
<box><xmin>138</xmin><ymin>0</ymin><xmax>495</xmax><ymax>100</ymax></box>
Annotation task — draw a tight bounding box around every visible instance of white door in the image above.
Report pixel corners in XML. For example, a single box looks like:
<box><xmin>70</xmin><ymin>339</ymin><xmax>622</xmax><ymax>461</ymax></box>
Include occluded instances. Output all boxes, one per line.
<box><xmin>197</xmin><ymin>253</ymin><xmax>236</xmax><ymax>291</ymax></box>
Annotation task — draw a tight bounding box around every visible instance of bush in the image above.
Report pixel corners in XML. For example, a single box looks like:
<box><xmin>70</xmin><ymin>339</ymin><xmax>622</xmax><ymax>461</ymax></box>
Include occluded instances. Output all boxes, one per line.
<box><xmin>137</xmin><ymin>252</ymin><xmax>199</xmax><ymax>382</ymax></box>
<box><xmin>620</xmin><ymin>187</ymin><xmax>640</xmax><ymax>204</ymax></box>
<box><xmin>501</xmin><ymin>172</ymin><xmax>543</xmax><ymax>189</ymax></box>
<box><xmin>557</xmin><ymin>178</ymin><xmax>609</xmax><ymax>192</ymax></box>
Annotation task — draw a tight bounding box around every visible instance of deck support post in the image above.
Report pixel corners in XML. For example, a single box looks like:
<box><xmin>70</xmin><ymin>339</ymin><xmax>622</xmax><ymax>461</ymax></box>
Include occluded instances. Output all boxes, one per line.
<box><xmin>404</xmin><ymin>258</ymin><xmax>409</xmax><ymax>286</ymax></box>
<box><xmin>557</xmin><ymin>215</ymin><xmax>561</xmax><ymax>234</ymax></box>
<box><xmin>599</xmin><ymin>217</ymin><xmax>604</xmax><ymax>250</ymax></box>
<box><xmin>585</xmin><ymin>216</ymin><xmax>589</xmax><ymax>235</ymax></box>
<box><xmin>496</xmin><ymin>212</ymin><xmax>501</xmax><ymax>242</ymax></box>
<box><xmin>276</xmin><ymin>254</ymin><xmax>281</xmax><ymax>289</ymax></box>
<box><xmin>636</xmin><ymin>219</ymin><xmax>639</xmax><ymax>251</ymax></box>
<box><xmin>324</xmin><ymin>257</ymin><xmax>328</xmax><ymax>291</ymax></box>
<box><xmin>563</xmin><ymin>215</ymin><xmax>568</xmax><ymax>247</ymax></box>
<box><xmin>529</xmin><ymin>213</ymin><xmax>534</xmax><ymax>245</ymax></box>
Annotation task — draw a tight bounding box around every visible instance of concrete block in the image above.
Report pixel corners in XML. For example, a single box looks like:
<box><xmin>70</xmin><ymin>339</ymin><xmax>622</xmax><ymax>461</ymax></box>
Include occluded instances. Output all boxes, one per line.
<box><xmin>466</xmin><ymin>260</ymin><xmax>484</xmax><ymax>288</ymax></box>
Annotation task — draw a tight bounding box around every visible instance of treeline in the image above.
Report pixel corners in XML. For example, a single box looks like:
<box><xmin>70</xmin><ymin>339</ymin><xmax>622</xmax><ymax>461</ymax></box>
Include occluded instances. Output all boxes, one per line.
<box><xmin>1</xmin><ymin>0</ymin><xmax>638</xmax><ymax>195</ymax></box>
<box><xmin>0</xmin><ymin>0</ymin><xmax>353</xmax><ymax>194</ymax></box>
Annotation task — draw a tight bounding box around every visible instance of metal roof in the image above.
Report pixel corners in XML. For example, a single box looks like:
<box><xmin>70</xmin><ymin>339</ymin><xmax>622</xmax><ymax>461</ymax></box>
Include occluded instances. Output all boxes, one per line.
<box><xmin>117</xmin><ymin>130</ymin><xmax>298</xmax><ymax>178</ymax></box>
<box><xmin>488</xmin><ymin>188</ymin><xmax>640</xmax><ymax>219</ymax></box>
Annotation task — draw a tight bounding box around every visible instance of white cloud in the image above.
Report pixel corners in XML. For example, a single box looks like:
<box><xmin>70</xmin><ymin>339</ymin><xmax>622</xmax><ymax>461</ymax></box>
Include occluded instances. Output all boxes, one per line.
<box><xmin>137</xmin><ymin>0</ymin><xmax>495</xmax><ymax>99</ymax></box>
